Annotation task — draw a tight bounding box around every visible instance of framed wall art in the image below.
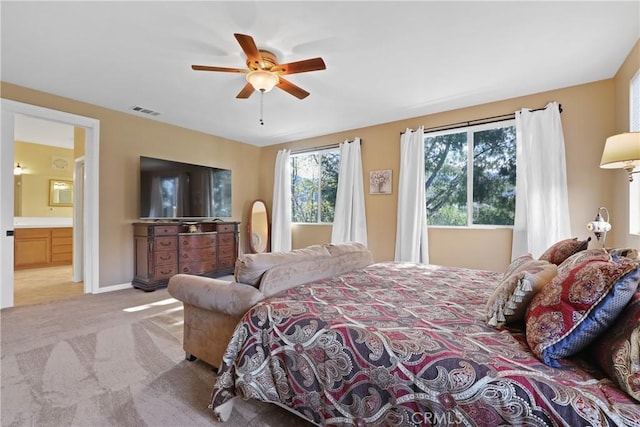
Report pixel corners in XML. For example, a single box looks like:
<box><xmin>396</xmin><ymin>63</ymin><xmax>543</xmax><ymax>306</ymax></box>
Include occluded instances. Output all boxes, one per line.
<box><xmin>369</xmin><ymin>169</ymin><xmax>392</xmax><ymax>195</ymax></box>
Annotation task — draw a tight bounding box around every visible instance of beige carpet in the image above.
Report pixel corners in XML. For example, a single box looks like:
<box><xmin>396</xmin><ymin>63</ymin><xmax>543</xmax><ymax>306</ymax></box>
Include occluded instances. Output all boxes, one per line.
<box><xmin>1</xmin><ymin>287</ymin><xmax>313</xmax><ymax>426</ymax></box>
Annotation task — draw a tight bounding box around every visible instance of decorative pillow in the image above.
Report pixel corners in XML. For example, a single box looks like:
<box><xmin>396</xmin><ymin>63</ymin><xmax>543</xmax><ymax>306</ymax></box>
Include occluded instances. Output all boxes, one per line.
<box><xmin>502</xmin><ymin>253</ymin><xmax>535</xmax><ymax>279</ymax></box>
<box><xmin>608</xmin><ymin>247</ymin><xmax>640</xmax><ymax>261</ymax></box>
<box><xmin>526</xmin><ymin>249</ymin><xmax>640</xmax><ymax>367</ymax></box>
<box><xmin>590</xmin><ymin>290</ymin><xmax>640</xmax><ymax>402</ymax></box>
<box><xmin>539</xmin><ymin>237</ymin><xmax>590</xmax><ymax>265</ymax></box>
<box><xmin>486</xmin><ymin>259</ymin><xmax>557</xmax><ymax>327</ymax></box>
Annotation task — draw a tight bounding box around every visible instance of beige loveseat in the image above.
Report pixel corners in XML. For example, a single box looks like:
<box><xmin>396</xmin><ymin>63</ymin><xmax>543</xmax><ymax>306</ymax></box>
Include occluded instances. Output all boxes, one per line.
<box><xmin>167</xmin><ymin>242</ymin><xmax>374</xmax><ymax>368</ymax></box>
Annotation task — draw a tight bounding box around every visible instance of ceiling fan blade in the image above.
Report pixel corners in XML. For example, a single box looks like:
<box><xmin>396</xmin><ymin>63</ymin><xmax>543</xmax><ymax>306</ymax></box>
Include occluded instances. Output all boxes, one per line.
<box><xmin>271</xmin><ymin>57</ymin><xmax>326</xmax><ymax>75</ymax></box>
<box><xmin>234</xmin><ymin>33</ymin><xmax>262</xmax><ymax>68</ymax></box>
<box><xmin>236</xmin><ymin>82</ymin><xmax>255</xmax><ymax>99</ymax></box>
<box><xmin>192</xmin><ymin>65</ymin><xmax>246</xmax><ymax>73</ymax></box>
<box><xmin>277</xmin><ymin>77</ymin><xmax>310</xmax><ymax>99</ymax></box>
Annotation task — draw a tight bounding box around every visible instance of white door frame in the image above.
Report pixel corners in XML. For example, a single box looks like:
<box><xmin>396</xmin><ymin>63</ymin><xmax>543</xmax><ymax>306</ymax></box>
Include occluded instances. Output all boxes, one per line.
<box><xmin>73</xmin><ymin>156</ymin><xmax>85</xmax><ymax>284</ymax></box>
<box><xmin>1</xmin><ymin>100</ymin><xmax>100</xmax><ymax>308</ymax></box>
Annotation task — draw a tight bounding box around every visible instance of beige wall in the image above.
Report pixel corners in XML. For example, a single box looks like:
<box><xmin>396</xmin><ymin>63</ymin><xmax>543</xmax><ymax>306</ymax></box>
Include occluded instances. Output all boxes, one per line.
<box><xmin>2</xmin><ymin>82</ymin><xmax>262</xmax><ymax>288</ymax></box>
<box><xmin>260</xmin><ymin>77</ymin><xmax>624</xmax><ymax>272</ymax></box>
<box><xmin>14</xmin><ymin>141</ymin><xmax>74</xmax><ymax>217</ymax></box>
<box><xmin>611</xmin><ymin>39</ymin><xmax>640</xmax><ymax>250</ymax></box>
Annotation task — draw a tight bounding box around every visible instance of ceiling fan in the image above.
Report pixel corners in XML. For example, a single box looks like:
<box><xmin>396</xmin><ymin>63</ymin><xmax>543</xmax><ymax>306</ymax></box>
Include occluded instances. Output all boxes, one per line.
<box><xmin>191</xmin><ymin>33</ymin><xmax>326</xmax><ymax>100</ymax></box>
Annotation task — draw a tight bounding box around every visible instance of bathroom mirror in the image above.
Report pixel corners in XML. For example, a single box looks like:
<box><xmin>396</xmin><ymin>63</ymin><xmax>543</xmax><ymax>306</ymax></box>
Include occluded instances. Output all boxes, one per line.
<box><xmin>248</xmin><ymin>200</ymin><xmax>270</xmax><ymax>253</ymax></box>
<box><xmin>49</xmin><ymin>179</ymin><xmax>73</xmax><ymax>207</ymax></box>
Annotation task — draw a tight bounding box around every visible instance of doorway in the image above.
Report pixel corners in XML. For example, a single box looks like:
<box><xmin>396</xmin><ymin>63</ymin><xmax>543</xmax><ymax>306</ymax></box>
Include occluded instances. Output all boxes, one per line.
<box><xmin>13</xmin><ymin>116</ymin><xmax>81</xmax><ymax>306</ymax></box>
<box><xmin>1</xmin><ymin>100</ymin><xmax>100</xmax><ymax>309</ymax></box>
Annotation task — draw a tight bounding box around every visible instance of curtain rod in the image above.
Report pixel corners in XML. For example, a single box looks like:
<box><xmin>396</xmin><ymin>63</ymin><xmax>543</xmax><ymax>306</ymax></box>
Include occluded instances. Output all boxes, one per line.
<box><xmin>291</xmin><ymin>138</ymin><xmax>359</xmax><ymax>155</ymax></box>
<box><xmin>401</xmin><ymin>104</ymin><xmax>563</xmax><ymax>135</ymax></box>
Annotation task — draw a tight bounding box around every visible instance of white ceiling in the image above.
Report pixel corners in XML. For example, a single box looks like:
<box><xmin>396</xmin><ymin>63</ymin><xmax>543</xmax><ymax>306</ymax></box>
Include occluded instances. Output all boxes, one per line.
<box><xmin>2</xmin><ymin>1</ymin><xmax>639</xmax><ymax>147</ymax></box>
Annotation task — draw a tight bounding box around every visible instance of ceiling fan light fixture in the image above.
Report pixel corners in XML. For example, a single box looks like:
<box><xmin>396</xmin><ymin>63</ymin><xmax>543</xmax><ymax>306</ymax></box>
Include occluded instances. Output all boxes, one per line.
<box><xmin>246</xmin><ymin>70</ymin><xmax>279</xmax><ymax>93</ymax></box>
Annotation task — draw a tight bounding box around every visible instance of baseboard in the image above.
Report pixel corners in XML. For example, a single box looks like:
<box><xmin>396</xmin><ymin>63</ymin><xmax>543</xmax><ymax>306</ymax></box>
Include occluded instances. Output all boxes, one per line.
<box><xmin>92</xmin><ymin>282</ymin><xmax>133</xmax><ymax>294</ymax></box>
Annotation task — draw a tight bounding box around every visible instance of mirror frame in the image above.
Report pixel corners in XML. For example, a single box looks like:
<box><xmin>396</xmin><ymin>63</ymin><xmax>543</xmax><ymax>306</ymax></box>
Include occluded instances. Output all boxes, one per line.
<box><xmin>49</xmin><ymin>179</ymin><xmax>74</xmax><ymax>207</ymax></box>
<box><xmin>247</xmin><ymin>199</ymin><xmax>270</xmax><ymax>253</ymax></box>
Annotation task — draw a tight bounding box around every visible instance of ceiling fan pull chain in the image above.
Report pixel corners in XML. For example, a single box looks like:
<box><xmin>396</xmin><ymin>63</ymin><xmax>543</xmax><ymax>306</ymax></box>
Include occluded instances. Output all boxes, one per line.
<box><xmin>259</xmin><ymin>90</ymin><xmax>265</xmax><ymax>125</ymax></box>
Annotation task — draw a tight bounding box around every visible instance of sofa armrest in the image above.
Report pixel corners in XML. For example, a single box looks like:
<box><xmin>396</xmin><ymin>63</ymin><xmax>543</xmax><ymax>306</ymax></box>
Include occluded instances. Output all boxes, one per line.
<box><xmin>168</xmin><ymin>274</ymin><xmax>264</xmax><ymax>317</ymax></box>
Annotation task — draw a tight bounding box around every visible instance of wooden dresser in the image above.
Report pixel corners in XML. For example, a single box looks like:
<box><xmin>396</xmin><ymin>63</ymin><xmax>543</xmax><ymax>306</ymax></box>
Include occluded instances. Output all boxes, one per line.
<box><xmin>14</xmin><ymin>227</ymin><xmax>73</xmax><ymax>269</ymax></box>
<box><xmin>133</xmin><ymin>221</ymin><xmax>239</xmax><ymax>291</ymax></box>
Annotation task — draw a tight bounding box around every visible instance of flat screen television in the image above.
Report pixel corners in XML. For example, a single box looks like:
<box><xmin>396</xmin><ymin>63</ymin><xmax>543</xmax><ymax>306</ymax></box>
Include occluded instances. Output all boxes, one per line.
<box><xmin>139</xmin><ymin>156</ymin><xmax>232</xmax><ymax>219</ymax></box>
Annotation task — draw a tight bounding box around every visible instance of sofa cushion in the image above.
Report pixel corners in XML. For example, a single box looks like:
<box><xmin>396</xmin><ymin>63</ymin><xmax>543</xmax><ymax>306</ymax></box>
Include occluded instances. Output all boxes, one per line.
<box><xmin>538</xmin><ymin>237</ymin><xmax>590</xmax><ymax>265</ymax></box>
<box><xmin>235</xmin><ymin>244</ymin><xmax>331</xmax><ymax>287</ymax></box>
<box><xmin>485</xmin><ymin>259</ymin><xmax>557</xmax><ymax>327</ymax></box>
<box><xmin>589</xmin><ymin>289</ymin><xmax>640</xmax><ymax>402</ymax></box>
<box><xmin>526</xmin><ymin>249</ymin><xmax>640</xmax><ymax>367</ymax></box>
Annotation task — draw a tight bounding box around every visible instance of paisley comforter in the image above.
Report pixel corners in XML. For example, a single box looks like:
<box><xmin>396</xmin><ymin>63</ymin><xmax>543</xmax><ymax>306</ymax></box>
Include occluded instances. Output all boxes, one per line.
<box><xmin>210</xmin><ymin>262</ymin><xmax>640</xmax><ymax>426</ymax></box>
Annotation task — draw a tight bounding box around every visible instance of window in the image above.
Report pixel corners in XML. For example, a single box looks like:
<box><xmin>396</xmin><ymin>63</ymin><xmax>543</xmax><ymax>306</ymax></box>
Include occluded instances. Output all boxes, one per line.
<box><xmin>290</xmin><ymin>148</ymin><xmax>340</xmax><ymax>223</ymax></box>
<box><xmin>629</xmin><ymin>70</ymin><xmax>640</xmax><ymax>234</ymax></box>
<box><xmin>424</xmin><ymin>120</ymin><xmax>516</xmax><ymax>226</ymax></box>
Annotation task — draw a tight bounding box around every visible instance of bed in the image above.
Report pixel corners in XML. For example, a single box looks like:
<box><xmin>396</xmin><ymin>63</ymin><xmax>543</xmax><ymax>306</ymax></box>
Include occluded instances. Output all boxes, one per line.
<box><xmin>210</xmin><ymin>261</ymin><xmax>640</xmax><ymax>426</ymax></box>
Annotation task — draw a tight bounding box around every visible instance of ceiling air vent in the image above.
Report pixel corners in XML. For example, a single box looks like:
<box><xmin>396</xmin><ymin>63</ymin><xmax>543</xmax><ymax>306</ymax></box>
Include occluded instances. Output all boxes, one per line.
<box><xmin>130</xmin><ymin>105</ymin><xmax>160</xmax><ymax>116</ymax></box>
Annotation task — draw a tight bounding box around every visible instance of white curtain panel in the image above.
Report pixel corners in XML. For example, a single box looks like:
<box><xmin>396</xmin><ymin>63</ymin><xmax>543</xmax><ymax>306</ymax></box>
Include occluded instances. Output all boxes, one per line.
<box><xmin>271</xmin><ymin>149</ymin><xmax>292</xmax><ymax>252</ymax></box>
<box><xmin>331</xmin><ymin>138</ymin><xmax>368</xmax><ymax>245</ymax></box>
<box><xmin>512</xmin><ymin>102</ymin><xmax>571</xmax><ymax>259</ymax></box>
<box><xmin>395</xmin><ymin>127</ymin><xmax>429</xmax><ymax>263</ymax></box>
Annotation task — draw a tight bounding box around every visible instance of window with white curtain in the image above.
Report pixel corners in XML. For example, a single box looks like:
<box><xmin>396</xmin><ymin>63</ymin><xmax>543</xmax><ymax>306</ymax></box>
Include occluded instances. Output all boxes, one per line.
<box><xmin>629</xmin><ymin>70</ymin><xmax>640</xmax><ymax>235</ymax></box>
<box><xmin>290</xmin><ymin>148</ymin><xmax>340</xmax><ymax>223</ymax></box>
<box><xmin>424</xmin><ymin>119</ymin><xmax>516</xmax><ymax>226</ymax></box>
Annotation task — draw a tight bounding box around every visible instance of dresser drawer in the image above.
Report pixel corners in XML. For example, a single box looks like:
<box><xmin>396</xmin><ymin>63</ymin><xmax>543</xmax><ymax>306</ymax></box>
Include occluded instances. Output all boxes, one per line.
<box><xmin>154</xmin><ymin>264</ymin><xmax>177</xmax><ymax>279</ymax></box>
<box><xmin>180</xmin><ymin>234</ymin><xmax>216</xmax><ymax>249</ymax></box>
<box><xmin>179</xmin><ymin>261</ymin><xmax>216</xmax><ymax>275</ymax></box>
<box><xmin>217</xmin><ymin>233</ymin><xmax>235</xmax><ymax>246</ymax></box>
<box><xmin>155</xmin><ymin>250</ymin><xmax>177</xmax><ymax>265</ymax></box>
<box><xmin>154</xmin><ymin>236</ymin><xmax>177</xmax><ymax>251</ymax></box>
<box><xmin>218</xmin><ymin>254</ymin><xmax>236</xmax><ymax>270</ymax></box>
<box><xmin>154</xmin><ymin>225</ymin><xmax>179</xmax><ymax>236</ymax></box>
<box><xmin>217</xmin><ymin>223</ymin><xmax>236</xmax><ymax>233</ymax></box>
<box><xmin>180</xmin><ymin>248</ymin><xmax>215</xmax><ymax>262</ymax></box>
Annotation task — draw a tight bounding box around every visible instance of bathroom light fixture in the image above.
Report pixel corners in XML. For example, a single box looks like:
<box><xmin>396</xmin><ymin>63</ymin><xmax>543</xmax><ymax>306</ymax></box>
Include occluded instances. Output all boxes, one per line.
<box><xmin>586</xmin><ymin>207</ymin><xmax>611</xmax><ymax>248</ymax></box>
<box><xmin>600</xmin><ymin>132</ymin><xmax>640</xmax><ymax>181</ymax></box>
<box><xmin>14</xmin><ymin>163</ymin><xmax>23</xmax><ymax>175</ymax></box>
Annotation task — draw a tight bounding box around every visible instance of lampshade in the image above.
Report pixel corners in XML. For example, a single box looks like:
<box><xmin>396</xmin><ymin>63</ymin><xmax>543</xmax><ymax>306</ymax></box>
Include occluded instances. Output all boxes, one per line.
<box><xmin>246</xmin><ymin>70</ymin><xmax>279</xmax><ymax>93</ymax></box>
<box><xmin>600</xmin><ymin>132</ymin><xmax>640</xmax><ymax>169</ymax></box>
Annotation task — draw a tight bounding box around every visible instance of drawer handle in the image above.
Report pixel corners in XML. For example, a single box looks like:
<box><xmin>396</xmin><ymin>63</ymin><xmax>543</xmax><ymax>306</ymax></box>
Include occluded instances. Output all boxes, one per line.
<box><xmin>182</xmin><ymin>267</ymin><xmax>189</xmax><ymax>273</ymax></box>
<box><xmin>183</xmin><ymin>241</ymin><xmax>189</xmax><ymax>246</ymax></box>
<box><xmin>160</xmin><ymin>255</ymin><xmax>171</xmax><ymax>261</ymax></box>
<box><xmin>160</xmin><ymin>269</ymin><xmax>172</xmax><ymax>275</ymax></box>
<box><xmin>182</xmin><ymin>253</ymin><xmax>189</xmax><ymax>258</ymax></box>
<box><xmin>160</xmin><ymin>241</ymin><xmax>172</xmax><ymax>247</ymax></box>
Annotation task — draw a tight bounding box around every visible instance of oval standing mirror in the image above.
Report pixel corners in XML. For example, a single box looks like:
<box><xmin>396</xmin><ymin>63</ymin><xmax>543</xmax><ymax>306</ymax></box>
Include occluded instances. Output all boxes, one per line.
<box><xmin>248</xmin><ymin>200</ymin><xmax>270</xmax><ymax>253</ymax></box>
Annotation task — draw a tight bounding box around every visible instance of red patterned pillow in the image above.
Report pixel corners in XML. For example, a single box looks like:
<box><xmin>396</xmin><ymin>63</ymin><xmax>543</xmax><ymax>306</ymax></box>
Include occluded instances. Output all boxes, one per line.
<box><xmin>590</xmin><ymin>290</ymin><xmax>640</xmax><ymax>402</ymax></box>
<box><xmin>539</xmin><ymin>237</ymin><xmax>590</xmax><ymax>265</ymax></box>
<box><xmin>526</xmin><ymin>249</ymin><xmax>640</xmax><ymax>367</ymax></box>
